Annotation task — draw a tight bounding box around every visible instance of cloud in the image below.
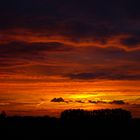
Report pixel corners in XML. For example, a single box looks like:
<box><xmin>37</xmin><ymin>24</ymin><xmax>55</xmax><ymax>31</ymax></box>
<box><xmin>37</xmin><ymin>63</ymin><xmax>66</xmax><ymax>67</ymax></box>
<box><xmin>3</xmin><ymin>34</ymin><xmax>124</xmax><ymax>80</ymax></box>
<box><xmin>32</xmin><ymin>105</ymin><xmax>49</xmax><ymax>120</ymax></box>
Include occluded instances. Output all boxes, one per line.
<box><xmin>0</xmin><ymin>41</ymin><xmax>73</xmax><ymax>78</ymax></box>
<box><xmin>51</xmin><ymin>97</ymin><xmax>65</xmax><ymax>103</ymax></box>
<box><xmin>88</xmin><ymin>100</ymin><xmax>127</xmax><ymax>105</ymax></box>
<box><xmin>66</xmin><ymin>72</ymin><xmax>140</xmax><ymax>81</ymax></box>
<box><xmin>109</xmin><ymin>100</ymin><xmax>126</xmax><ymax>105</ymax></box>
<box><xmin>0</xmin><ymin>101</ymin><xmax>37</xmax><ymax>107</ymax></box>
<box><xmin>121</xmin><ymin>36</ymin><xmax>140</xmax><ymax>47</ymax></box>
<box><xmin>0</xmin><ymin>41</ymin><xmax>72</xmax><ymax>70</ymax></box>
<box><xmin>0</xmin><ymin>41</ymin><xmax>70</xmax><ymax>57</ymax></box>
<box><xmin>88</xmin><ymin>100</ymin><xmax>97</xmax><ymax>104</ymax></box>
<box><xmin>0</xmin><ymin>103</ymin><xmax>10</xmax><ymax>106</ymax></box>
<box><xmin>75</xmin><ymin>100</ymin><xmax>85</xmax><ymax>103</ymax></box>
<box><xmin>50</xmin><ymin>98</ymin><xmax>86</xmax><ymax>103</ymax></box>
<box><xmin>1</xmin><ymin>0</ymin><xmax>140</xmax><ymax>42</ymax></box>
<box><xmin>88</xmin><ymin>100</ymin><xmax>107</xmax><ymax>104</ymax></box>
<box><xmin>0</xmin><ymin>0</ymin><xmax>140</xmax><ymax>83</ymax></box>
<box><xmin>67</xmin><ymin>73</ymin><xmax>97</xmax><ymax>80</ymax></box>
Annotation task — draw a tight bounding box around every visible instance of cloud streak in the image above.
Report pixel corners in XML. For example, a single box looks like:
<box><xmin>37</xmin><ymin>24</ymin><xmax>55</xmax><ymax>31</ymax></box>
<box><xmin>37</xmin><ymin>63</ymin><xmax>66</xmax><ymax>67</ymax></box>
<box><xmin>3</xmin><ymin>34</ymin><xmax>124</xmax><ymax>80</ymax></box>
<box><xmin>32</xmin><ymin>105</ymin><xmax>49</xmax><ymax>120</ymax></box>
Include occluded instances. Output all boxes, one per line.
<box><xmin>88</xmin><ymin>100</ymin><xmax>127</xmax><ymax>105</ymax></box>
<box><xmin>66</xmin><ymin>71</ymin><xmax>140</xmax><ymax>81</ymax></box>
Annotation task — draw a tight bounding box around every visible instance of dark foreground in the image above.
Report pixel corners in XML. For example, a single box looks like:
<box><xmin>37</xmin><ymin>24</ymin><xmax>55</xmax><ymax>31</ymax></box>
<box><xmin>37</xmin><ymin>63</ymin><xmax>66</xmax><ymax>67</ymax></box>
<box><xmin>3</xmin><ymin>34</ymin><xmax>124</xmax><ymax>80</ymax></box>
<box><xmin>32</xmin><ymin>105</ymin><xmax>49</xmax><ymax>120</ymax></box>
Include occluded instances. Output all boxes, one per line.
<box><xmin>0</xmin><ymin>109</ymin><xmax>140</xmax><ymax>140</ymax></box>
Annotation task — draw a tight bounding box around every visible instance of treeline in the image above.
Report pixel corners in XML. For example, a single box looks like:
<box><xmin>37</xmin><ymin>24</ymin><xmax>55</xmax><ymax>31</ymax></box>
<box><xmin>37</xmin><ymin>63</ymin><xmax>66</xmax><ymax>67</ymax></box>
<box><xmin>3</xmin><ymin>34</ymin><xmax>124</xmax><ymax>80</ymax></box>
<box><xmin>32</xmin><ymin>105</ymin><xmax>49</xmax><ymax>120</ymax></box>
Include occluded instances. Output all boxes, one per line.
<box><xmin>61</xmin><ymin>108</ymin><xmax>132</xmax><ymax>121</ymax></box>
<box><xmin>0</xmin><ymin>108</ymin><xmax>132</xmax><ymax>120</ymax></box>
<box><xmin>0</xmin><ymin>109</ymin><xmax>139</xmax><ymax>139</ymax></box>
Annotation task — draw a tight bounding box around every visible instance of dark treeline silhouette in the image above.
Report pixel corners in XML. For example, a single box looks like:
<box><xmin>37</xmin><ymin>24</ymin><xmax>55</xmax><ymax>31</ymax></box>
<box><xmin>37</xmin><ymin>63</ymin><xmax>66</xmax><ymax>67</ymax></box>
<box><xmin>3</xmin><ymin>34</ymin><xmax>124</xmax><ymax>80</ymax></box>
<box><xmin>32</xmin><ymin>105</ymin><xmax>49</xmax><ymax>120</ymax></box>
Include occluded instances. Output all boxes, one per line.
<box><xmin>61</xmin><ymin>109</ymin><xmax>132</xmax><ymax>121</ymax></box>
<box><xmin>0</xmin><ymin>109</ymin><xmax>140</xmax><ymax>139</ymax></box>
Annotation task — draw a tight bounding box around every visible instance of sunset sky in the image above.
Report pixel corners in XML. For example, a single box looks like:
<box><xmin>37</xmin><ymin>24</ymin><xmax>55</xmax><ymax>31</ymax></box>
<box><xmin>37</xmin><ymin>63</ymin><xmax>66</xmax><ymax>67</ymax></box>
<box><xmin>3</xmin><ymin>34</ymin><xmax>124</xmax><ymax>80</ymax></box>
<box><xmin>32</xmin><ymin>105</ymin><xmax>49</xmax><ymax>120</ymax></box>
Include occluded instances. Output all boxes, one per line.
<box><xmin>0</xmin><ymin>0</ymin><xmax>140</xmax><ymax>118</ymax></box>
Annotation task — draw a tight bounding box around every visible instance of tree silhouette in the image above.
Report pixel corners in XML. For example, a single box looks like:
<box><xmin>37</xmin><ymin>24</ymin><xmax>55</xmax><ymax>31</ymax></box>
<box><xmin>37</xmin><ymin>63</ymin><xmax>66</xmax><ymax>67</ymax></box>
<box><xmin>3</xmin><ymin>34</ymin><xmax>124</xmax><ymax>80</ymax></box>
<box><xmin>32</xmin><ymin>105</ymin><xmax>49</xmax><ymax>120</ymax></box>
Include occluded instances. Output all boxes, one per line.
<box><xmin>0</xmin><ymin>111</ymin><xmax>6</xmax><ymax>119</ymax></box>
<box><xmin>60</xmin><ymin>109</ymin><xmax>132</xmax><ymax>121</ymax></box>
<box><xmin>0</xmin><ymin>109</ymin><xmax>139</xmax><ymax>139</ymax></box>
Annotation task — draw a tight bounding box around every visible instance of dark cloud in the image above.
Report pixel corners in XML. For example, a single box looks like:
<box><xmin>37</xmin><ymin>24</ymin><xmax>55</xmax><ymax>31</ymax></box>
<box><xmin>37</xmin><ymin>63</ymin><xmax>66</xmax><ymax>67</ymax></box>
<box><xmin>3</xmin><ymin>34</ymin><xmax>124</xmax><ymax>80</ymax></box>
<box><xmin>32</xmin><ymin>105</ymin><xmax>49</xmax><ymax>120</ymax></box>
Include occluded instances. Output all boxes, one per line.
<box><xmin>109</xmin><ymin>100</ymin><xmax>126</xmax><ymax>105</ymax></box>
<box><xmin>121</xmin><ymin>36</ymin><xmax>140</xmax><ymax>47</ymax></box>
<box><xmin>86</xmin><ymin>46</ymin><xmax>140</xmax><ymax>62</ymax></box>
<box><xmin>67</xmin><ymin>73</ymin><xmax>97</xmax><ymax>80</ymax></box>
<box><xmin>1</xmin><ymin>42</ymin><xmax>140</xmax><ymax>79</ymax></box>
<box><xmin>0</xmin><ymin>41</ymin><xmax>71</xmax><ymax>69</ymax></box>
<box><xmin>66</xmin><ymin>71</ymin><xmax>140</xmax><ymax>81</ymax></box>
<box><xmin>51</xmin><ymin>97</ymin><xmax>65</xmax><ymax>103</ymax></box>
<box><xmin>88</xmin><ymin>100</ymin><xmax>97</xmax><ymax>104</ymax></box>
<box><xmin>0</xmin><ymin>0</ymin><xmax>140</xmax><ymax>82</ymax></box>
<box><xmin>88</xmin><ymin>100</ymin><xmax>126</xmax><ymax>105</ymax></box>
<box><xmin>75</xmin><ymin>100</ymin><xmax>85</xmax><ymax>103</ymax></box>
<box><xmin>0</xmin><ymin>0</ymin><xmax>140</xmax><ymax>43</ymax></box>
<box><xmin>88</xmin><ymin>100</ymin><xmax>107</xmax><ymax>104</ymax></box>
<box><xmin>0</xmin><ymin>41</ymin><xmax>70</xmax><ymax>56</ymax></box>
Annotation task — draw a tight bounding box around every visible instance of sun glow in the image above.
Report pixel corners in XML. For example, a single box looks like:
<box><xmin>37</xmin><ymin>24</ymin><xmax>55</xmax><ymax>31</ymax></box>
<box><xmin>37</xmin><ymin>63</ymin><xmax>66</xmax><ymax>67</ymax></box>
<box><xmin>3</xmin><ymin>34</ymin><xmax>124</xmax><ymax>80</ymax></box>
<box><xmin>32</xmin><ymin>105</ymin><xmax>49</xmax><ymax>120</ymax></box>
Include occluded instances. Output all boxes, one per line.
<box><xmin>68</xmin><ymin>93</ymin><xmax>97</xmax><ymax>99</ymax></box>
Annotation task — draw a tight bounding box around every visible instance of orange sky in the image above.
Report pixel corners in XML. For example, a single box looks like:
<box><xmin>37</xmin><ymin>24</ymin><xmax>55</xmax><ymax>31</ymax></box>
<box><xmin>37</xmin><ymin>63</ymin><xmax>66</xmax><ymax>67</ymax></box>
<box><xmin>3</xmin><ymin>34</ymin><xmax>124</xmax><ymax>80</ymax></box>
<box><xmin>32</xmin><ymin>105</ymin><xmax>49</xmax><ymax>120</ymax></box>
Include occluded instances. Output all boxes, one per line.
<box><xmin>0</xmin><ymin>29</ymin><xmax>140</xmax><ymax>117</ymax></box>
<box><xmin>0</xmin><ymin>0</ymin><xmax>140</xmax><ymax>118</ymax></box>
<box><xmin>0</xmin><ymin>80</ymin><xmax>140</xmax><ymax>117</ymax></box>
